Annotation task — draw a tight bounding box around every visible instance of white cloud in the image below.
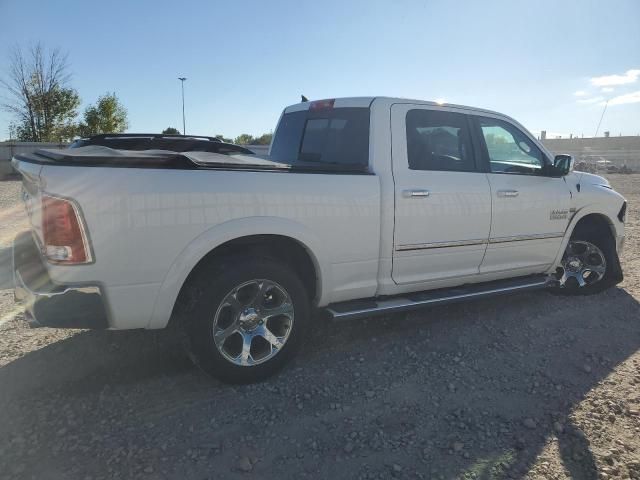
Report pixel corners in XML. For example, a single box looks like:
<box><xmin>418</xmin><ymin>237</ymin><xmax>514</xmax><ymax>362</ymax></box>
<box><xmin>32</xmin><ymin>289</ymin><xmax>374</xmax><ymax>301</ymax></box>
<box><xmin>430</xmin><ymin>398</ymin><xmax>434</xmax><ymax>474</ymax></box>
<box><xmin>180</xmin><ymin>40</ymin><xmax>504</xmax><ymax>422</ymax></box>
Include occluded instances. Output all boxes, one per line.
<box><xmin>574</xmin><ymin>90</ymin><xmax>587</xmax><ymax>96</ymax></box>
<box><xmin>606</xmin><ymin>90</ymin><xmax>640</xmax><ymax>106</ymax></box>
<box><xmin>601</xmin><ymin>87</ymin><xmax>614</xmax><ymax>93</ymax></box>
<box><xmin>590</xmin><ymin>69</ymin><xmax>640</xmax><ymax>87</ymax></box>
<box><xmin>578</xmin><ymin>96</ymin><xmax>604</xmax><ymax>104</ymax></box>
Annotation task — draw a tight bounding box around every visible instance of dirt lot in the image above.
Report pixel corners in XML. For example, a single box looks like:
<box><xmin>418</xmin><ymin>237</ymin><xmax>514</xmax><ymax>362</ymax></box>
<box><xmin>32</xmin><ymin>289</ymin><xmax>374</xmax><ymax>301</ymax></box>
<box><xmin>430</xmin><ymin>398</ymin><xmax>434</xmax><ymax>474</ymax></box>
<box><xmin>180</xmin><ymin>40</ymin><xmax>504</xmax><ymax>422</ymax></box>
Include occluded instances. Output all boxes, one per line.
<box><xmin>0</xmin><ymin>175</ymin><xmax>638</xmax><ymax>480</ymax></box>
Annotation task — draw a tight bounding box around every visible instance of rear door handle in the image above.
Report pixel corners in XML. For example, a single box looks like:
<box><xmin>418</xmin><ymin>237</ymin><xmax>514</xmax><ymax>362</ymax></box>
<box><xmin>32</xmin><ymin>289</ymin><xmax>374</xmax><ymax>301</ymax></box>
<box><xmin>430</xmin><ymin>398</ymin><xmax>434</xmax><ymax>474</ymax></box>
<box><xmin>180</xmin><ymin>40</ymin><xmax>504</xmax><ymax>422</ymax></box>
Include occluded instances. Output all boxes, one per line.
<box><xmin>497</xmin><ymin>189</ymin><xmax>519</xmax><ymax>197</ymax></box>
<box><xmin>403</xmin><ymin>189</ymin><xmax>430</xmax><ymax>198</ymax></box>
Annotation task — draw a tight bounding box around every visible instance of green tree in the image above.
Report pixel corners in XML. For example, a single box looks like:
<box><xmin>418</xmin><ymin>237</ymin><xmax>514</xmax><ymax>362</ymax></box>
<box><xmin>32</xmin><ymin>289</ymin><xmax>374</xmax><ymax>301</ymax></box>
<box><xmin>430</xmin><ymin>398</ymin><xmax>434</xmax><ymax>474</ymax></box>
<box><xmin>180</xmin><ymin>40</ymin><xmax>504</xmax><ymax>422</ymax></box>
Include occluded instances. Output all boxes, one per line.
<box><xmin>231</xmin><ymin>133</ymin><xmax>273</xmax><ymax>145</ymax></box>
<box><xmin>255</xmin><ymin>133</ymin><xmax>273</xmax><ymax>145</ymax></box>
<box><xmin>162</xmin><ymin>127</ymin><xmax>181</xmax><ymax>134</ymax></box>
<box><xmin>234</xmin><ymin>133</ymin><xmax>255</xmax><ymax>145</ymax></box>
<box><xmin>214</xmin><ymin>134</ymin><xmax>233</xmax><ymax>143</ymax></box>
<box><xmin>78</xmin><ymin>92</ymin><xmax>128</xmax><ymax>136</ymax></box>
<box><xmin>1</xmin><ymin>43</ymin><xmax>81</xmax><ymax>141</ymax></box>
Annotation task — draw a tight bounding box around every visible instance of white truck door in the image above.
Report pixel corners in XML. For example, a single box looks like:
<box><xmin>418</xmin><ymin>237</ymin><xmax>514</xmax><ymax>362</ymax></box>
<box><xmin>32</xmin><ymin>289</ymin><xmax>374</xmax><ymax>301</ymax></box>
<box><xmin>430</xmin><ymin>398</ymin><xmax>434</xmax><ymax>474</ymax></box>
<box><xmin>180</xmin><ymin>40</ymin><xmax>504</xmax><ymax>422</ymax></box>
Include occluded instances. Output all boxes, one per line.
<box><xmin>471</xmin><ymin>114</ymin><xmax>572</xmax><ymax>274</ymax></box>
<box><xmin>391</xmin><ymin>104</ymin><xmax>492</xmax><ymax>285</ymax></box>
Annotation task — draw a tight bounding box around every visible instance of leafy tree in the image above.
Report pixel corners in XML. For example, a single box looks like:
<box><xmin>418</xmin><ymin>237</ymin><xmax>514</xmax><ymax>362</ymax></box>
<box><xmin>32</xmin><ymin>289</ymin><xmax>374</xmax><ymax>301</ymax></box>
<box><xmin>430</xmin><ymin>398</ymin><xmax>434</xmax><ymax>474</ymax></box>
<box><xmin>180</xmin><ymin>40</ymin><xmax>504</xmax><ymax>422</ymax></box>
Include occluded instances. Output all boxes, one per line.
<box><xmin>162</xmin><ymin>127</ymin><xmax>181</xmax><ymax>134</ymax></box>
<box><xmin>214</xmin><ymin>134</ymin><xmax>233</xmax><ymax>143</ymax></box>
<box><xmin>78</xmin><ymin>92</ymin><xmax>128</xmax><ymax>136</ymax></box>
<box><xmin>234</xmin><ymin>133</ymin><xmax>255</xmax><ymax>145</ymax></box>
<box><xmin>232</xmin><ymin>133</ymin><xmax>273</xmax><ymax>145</ymax></box>
<box><xmin>1</xmin><ymin>43</ymin><xmax>81</xmax><ymax>141</ymax></box>
<box><xmin>255</xmin><ymin>133</ymin><xmax>273</xmax><ymax>145</ymax></box>
<box><xmin>7</xmin><ymin>123</ymin><xmax>18</xmax><ymax>141</ymax></box>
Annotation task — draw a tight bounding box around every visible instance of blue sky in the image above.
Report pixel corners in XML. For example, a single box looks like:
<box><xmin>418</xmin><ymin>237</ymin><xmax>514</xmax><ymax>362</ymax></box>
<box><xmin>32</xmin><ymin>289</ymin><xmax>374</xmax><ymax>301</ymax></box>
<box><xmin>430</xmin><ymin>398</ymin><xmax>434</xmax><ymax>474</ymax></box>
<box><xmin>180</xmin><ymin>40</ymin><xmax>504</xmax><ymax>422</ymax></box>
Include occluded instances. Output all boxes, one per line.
<box><xmin>1</xmin><ymin>0</ymin><xmax>639</xmax><ymax>140</ymax></box>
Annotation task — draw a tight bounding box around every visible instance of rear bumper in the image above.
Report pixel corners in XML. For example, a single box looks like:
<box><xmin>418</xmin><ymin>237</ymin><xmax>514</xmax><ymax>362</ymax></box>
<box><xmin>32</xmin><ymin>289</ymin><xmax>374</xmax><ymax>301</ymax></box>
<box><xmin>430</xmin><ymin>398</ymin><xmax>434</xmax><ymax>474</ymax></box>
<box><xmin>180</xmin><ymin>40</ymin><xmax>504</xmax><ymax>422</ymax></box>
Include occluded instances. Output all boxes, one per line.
<box><xmin>13</xmin><ymin>231</ymin><xmax>109</xmax><ymax>329</ymax></box>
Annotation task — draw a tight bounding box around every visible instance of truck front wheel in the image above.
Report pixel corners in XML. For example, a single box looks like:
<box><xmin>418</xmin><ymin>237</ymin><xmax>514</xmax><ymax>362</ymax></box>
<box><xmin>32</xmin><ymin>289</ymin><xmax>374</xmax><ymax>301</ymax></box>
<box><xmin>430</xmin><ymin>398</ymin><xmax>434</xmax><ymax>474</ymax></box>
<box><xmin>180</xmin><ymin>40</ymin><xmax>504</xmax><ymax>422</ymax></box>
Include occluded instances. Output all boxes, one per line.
<box><xmin>553</xmin><ymin>224</ymin><xmax>622</xmax><ymax>295</ymax></box>
<box><xmin>181</xmin><ymin>255</ymin><xmax>310</xmax><ymax>384</ymax></box>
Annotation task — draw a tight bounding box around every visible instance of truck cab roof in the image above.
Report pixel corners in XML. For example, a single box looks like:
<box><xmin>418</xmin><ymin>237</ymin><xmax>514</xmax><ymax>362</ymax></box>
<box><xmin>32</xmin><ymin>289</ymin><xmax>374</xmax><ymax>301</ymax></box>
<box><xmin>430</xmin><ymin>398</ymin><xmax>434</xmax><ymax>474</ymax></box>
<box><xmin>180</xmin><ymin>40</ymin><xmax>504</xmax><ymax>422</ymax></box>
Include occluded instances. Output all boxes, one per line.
<box><xmin>284</xmin><ymin>96</ymin><xmax>510</xmax><ymax>120</ymax></box>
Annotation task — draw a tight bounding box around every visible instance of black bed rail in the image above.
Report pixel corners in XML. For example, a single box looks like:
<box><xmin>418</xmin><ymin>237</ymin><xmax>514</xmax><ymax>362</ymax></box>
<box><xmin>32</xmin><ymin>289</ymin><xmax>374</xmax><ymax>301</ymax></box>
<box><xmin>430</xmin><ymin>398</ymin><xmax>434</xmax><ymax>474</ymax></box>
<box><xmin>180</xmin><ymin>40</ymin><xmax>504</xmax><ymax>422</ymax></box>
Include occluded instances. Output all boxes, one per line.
<box><xmin>68</xmin><ymin>134</ymin><xmax>254</xmax><ymax>155</ymax></box>
<box><xmin>84</xmin><ymin>133</ymin><xmax>222</xmax><ymax>142</ymax></box>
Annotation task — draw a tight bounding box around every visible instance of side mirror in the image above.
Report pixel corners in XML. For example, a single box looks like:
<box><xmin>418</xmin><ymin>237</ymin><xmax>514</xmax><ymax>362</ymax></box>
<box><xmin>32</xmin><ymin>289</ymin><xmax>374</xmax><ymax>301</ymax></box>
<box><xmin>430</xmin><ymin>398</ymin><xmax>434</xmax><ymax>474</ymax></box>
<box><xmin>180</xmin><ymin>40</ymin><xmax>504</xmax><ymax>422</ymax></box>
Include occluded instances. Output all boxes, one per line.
<box><xmin>553</xmin><ymin>154</ymin><xmax>574</xmax><ymax>176</ymax></box>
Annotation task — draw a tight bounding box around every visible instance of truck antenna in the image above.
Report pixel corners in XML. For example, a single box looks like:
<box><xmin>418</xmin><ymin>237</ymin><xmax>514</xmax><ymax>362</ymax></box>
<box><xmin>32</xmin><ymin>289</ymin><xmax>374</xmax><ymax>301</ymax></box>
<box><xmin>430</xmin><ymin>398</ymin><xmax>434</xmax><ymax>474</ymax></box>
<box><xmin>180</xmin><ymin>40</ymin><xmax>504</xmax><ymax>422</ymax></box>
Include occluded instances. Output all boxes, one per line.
<box><xmin>594</xmin><ymin>100</ymin><xmax>608</xmax><ymax>138</ymax></box>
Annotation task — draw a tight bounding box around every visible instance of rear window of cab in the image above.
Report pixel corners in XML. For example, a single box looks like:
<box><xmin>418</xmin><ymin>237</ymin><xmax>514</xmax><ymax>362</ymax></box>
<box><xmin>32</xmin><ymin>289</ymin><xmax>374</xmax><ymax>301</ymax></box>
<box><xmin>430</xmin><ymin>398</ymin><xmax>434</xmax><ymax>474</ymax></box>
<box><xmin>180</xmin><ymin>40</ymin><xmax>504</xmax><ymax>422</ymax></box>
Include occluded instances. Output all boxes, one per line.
<box><xmin>270</xmin><ymin>107</ymin><xmax>370</xmax><ymax>167</ymax></box>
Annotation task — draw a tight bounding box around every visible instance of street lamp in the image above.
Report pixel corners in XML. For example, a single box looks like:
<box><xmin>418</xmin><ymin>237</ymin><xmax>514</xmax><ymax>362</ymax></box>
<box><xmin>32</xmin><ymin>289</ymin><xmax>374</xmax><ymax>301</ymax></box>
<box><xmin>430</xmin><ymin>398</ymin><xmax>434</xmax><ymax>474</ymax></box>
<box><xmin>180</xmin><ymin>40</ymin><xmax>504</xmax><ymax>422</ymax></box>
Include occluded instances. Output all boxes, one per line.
<box><xmin>178</xmin><ymin>77</ymin><xmax>187</xmax><ymax>135</ymax></box>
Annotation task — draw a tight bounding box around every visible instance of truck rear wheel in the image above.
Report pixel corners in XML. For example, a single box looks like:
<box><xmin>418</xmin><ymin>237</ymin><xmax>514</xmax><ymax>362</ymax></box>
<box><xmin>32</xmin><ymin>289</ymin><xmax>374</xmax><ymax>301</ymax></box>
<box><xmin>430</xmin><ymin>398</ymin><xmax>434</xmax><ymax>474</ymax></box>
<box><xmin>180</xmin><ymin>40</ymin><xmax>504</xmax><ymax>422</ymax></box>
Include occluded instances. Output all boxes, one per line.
<box><xmin>180</xmin><ymin>255</ymin><xmax>310</xmax><ymax>384</ymax></box>
<box><xmin>552</xmin><ymin>224</ymin><xmax>622</xmax><ymax>296</ymax></box>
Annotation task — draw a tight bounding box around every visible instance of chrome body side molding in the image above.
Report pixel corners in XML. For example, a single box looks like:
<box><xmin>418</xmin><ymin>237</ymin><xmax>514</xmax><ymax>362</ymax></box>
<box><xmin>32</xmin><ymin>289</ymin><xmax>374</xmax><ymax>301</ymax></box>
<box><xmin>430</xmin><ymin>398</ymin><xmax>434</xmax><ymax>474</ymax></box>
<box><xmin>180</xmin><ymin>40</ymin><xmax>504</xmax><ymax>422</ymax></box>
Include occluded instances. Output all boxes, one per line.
<box><xmin>396</xmin><ymin>238</ymin><xmax>487</xmax><ymax>251</ymax></box>
<box><xmin>488</xmin><ymin>232</ymin><xmax>564</xmax><ymax>244</ymax></box>
<box><xmin>396</xmin><ymin>233</ymin><xmax>565</xmax><ymax>252</ymax></box>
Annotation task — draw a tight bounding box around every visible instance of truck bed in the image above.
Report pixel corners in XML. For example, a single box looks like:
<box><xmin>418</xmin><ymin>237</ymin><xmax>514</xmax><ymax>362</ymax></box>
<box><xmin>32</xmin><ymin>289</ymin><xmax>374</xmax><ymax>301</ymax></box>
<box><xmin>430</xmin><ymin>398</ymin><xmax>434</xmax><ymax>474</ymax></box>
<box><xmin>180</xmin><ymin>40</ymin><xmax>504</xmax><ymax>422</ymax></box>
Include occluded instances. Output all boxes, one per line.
<box><xmin>11</xmin><ymin>148</ymin><xmax>382</xmax><ymax>330</ymax></box>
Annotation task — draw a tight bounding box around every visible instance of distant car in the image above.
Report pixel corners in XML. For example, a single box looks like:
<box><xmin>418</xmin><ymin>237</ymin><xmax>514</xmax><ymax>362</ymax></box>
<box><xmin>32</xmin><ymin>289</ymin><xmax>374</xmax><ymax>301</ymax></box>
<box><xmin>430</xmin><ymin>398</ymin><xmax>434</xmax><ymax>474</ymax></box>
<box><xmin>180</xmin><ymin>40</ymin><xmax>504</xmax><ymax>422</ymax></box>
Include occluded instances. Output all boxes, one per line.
<box><xmin>12</xmin><ymin>98</ymin><xmax>627</xmax><ymax>383</ymax></box>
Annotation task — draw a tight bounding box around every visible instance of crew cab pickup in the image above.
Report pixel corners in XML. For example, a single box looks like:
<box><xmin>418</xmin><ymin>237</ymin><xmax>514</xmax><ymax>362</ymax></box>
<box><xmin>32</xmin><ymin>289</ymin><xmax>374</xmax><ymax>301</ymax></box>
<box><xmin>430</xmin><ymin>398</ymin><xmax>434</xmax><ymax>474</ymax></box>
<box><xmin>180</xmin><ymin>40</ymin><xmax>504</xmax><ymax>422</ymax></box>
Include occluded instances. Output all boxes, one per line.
<box><xmin>12</xmin><ymin>97</ymin><xmax>627</xmax><ymax>383</ymax></box>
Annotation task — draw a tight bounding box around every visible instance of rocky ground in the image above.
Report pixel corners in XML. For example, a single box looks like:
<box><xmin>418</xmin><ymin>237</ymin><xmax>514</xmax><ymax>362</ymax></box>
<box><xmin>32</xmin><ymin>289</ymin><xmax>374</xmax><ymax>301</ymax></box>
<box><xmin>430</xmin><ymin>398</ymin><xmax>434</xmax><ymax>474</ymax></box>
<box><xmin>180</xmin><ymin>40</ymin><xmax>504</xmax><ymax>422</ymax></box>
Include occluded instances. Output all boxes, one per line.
<box><xmin>0</xmin><ymin>175</ymin><xmax>638</xmax><ymax>480</ymax></box>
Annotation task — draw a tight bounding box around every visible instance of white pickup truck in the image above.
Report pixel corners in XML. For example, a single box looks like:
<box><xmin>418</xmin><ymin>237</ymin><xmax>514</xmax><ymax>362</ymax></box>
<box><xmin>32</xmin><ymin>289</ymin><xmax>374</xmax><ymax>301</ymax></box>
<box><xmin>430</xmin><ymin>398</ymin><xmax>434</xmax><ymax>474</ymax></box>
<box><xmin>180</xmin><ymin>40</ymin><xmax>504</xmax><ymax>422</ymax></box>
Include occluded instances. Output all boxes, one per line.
<box><xmin>12</xmin><ymin>97</ymin><xmax>627</xmax><ymax>383</ymax></box>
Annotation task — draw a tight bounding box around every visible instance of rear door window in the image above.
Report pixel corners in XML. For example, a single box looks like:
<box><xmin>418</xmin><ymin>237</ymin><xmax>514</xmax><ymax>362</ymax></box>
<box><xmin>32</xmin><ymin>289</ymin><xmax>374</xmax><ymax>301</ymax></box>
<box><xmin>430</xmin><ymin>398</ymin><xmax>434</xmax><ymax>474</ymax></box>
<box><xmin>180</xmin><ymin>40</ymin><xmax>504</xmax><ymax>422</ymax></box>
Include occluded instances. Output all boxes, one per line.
<box><xmin>406</xmin><ymin>109</ymin><xmax>476</xmax><ymax>172</ymax></box>
<box><xmin>270</xmin><ymin>107</ymin><xmax>370</xmax><ymax>167</ymax></box>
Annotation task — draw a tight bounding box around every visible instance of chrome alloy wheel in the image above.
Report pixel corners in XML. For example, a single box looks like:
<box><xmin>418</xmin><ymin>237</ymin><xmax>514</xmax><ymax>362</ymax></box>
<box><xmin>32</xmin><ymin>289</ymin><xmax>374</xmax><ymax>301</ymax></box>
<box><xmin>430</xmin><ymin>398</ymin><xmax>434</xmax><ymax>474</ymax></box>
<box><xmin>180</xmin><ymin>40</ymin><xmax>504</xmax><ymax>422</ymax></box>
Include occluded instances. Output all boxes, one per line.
<box><xmin>558</xmin><ymin>240</ymin><xmax>607</xmax><ymax>288</ymax></box>
<box><xmin>212</xmin><ymin>279</ymin><xmax>294</xmax><ymax>367</ymax></box>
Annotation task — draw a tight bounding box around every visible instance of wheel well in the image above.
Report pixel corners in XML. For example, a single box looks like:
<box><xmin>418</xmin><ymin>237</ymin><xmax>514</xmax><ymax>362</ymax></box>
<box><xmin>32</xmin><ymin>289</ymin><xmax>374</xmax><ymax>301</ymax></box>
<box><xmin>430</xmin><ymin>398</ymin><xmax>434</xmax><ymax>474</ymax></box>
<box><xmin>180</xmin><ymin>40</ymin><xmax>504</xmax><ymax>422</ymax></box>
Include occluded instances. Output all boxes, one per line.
<box><xmin>171</xmin><ymin>235</ymin><xmax>319</xmax><ymax>325</ymax></box>
<box><xmin>572</xmin><ymin>213</ymin><xmax>615</xmax><ymax>239</ymax></box>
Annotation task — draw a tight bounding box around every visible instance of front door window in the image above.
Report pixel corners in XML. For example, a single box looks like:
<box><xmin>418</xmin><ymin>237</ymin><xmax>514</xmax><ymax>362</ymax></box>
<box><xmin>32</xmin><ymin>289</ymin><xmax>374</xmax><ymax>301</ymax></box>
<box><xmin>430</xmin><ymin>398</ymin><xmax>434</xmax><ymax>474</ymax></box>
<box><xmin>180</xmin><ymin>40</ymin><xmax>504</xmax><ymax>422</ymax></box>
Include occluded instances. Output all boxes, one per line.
<box><xmin>479</xmin><ymin>118</ymin><xmax>545</xmax><ymax>175</ymax></box>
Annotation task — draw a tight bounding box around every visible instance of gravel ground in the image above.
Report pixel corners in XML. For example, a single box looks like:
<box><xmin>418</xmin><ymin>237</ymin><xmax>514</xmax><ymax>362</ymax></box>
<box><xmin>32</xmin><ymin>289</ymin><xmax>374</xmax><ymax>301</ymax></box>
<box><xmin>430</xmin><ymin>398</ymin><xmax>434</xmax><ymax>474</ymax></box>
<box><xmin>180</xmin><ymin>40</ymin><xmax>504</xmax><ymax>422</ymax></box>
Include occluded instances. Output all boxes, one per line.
<box><xmin>0</xmin><ymin>179</ymin><xmax>25</xmax><ymax>289</ymax></box>
<box><xmin>0</xmin><ymin>175</ymin><xmax>638</xmax><ymax>480</ymax></box>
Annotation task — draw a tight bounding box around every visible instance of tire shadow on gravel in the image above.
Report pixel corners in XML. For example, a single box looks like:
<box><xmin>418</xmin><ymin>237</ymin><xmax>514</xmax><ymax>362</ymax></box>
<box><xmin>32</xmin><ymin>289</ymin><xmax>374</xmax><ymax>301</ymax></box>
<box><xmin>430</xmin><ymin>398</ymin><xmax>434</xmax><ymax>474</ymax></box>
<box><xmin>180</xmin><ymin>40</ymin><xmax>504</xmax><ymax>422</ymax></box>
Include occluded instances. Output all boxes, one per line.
<box><xmin>0</xmin><ymin>286</ymin><xmax>638</xmax><ymax>480</ymax></box>
<box><xmin>0</xmin><ymin>327</ymin><xmax>196</xmax><ymax>402</ymax></box>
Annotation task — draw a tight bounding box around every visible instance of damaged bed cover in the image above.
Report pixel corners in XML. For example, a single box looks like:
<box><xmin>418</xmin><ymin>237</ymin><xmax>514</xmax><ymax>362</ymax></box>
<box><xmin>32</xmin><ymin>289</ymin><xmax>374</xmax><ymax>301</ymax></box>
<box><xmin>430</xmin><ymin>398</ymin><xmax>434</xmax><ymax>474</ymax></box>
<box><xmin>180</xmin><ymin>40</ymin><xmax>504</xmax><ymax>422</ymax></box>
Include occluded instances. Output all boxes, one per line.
<box><xmin>13</xmin><ymin>145</ymin><xmax>369</xmax><ymax>174</ymax></box>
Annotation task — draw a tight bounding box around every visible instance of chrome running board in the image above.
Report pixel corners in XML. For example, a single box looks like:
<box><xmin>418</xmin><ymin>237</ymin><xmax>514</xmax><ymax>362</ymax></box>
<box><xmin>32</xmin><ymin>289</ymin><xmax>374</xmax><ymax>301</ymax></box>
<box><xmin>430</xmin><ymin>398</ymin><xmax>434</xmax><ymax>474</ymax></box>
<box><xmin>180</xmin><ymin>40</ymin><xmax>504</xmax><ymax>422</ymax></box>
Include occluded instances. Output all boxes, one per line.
<box><xmin>325</xmin><ymin>275</ymin><xmax>553</xmax><ymax>321</ymax></box>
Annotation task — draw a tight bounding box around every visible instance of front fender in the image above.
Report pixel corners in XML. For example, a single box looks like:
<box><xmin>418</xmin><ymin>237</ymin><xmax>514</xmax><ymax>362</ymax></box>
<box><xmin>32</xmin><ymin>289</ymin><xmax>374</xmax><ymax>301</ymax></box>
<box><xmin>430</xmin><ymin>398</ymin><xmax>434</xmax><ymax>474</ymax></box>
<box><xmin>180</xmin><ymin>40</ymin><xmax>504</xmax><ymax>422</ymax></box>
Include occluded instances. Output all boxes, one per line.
<box><xmin>147</xmin><ymin>216</ymin><xmax>327</xmax><ymax>329</ymax></box>
<box><xmin>549</xmin><ymin>203</ymin><xmax>624</xmax><ymax>271</ymax></box>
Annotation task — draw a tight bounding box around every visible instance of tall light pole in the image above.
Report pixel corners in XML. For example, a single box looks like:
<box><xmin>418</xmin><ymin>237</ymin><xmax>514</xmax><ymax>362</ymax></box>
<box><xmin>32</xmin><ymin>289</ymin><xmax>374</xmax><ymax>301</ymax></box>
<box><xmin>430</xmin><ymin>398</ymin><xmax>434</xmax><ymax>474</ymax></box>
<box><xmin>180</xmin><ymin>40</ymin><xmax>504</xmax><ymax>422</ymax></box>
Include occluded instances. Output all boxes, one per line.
<box><xmin>178</xmin><ymin>77</ymin><xmax>187</xmax><ymax>135</ymax></box>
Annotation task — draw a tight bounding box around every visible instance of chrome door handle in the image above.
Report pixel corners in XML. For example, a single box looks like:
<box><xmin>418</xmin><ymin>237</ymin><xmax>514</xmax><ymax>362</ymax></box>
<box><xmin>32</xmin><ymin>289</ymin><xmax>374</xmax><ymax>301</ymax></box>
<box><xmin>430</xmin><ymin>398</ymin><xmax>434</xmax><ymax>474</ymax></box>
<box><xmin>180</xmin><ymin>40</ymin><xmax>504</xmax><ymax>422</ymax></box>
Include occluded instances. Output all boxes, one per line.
<box><xmin>497</xmin><ymin>189</ymin><xmax>519</xmax><ymax>197</ymax></box>
<box><xmin>403</xmin><ymin>189</ymin><xmax>430</xmax><ymax>198</ymax></box>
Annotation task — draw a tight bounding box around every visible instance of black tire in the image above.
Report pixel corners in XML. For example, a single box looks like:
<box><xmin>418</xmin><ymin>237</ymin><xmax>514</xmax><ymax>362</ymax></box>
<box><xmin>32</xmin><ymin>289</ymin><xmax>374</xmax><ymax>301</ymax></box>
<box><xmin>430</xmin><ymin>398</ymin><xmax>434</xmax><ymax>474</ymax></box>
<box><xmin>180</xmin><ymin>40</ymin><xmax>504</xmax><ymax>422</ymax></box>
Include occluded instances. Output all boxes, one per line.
<box><xmin>177</xmin><ymin>255</ymin><xmax>310</xmax><ymax>384</ymax></box>
<box><xmin>552</xmin><ymin>224</ymin><xmax>622</xmax><ymax>296</ymax></box>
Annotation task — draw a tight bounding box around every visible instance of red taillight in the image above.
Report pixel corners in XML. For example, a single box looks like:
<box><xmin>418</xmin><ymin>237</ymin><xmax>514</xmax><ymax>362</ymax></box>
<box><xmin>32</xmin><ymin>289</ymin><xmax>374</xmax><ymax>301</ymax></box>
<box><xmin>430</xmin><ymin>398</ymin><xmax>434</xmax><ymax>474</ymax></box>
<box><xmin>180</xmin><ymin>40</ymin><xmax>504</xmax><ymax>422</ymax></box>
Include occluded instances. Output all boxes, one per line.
<box><xmin>41</xmin><ymin>194</ymin><xmax>91</xmax><ymax>264</ymax></box>
<box><xmin>309</xmin><ymin>99</ymin><xmax>335</xmax><ymax>111</ymax></box>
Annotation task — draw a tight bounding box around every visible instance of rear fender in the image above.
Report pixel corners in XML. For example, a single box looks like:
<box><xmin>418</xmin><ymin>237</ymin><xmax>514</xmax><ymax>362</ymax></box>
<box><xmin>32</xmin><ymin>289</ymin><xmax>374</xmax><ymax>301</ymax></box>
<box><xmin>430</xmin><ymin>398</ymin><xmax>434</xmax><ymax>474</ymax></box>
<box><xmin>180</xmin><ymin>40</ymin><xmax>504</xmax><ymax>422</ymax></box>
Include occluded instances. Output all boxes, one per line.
<box><xmin>148</xmin><ymin>216</ymin><xmax>327</xmax><ymax>329</ymax></box>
